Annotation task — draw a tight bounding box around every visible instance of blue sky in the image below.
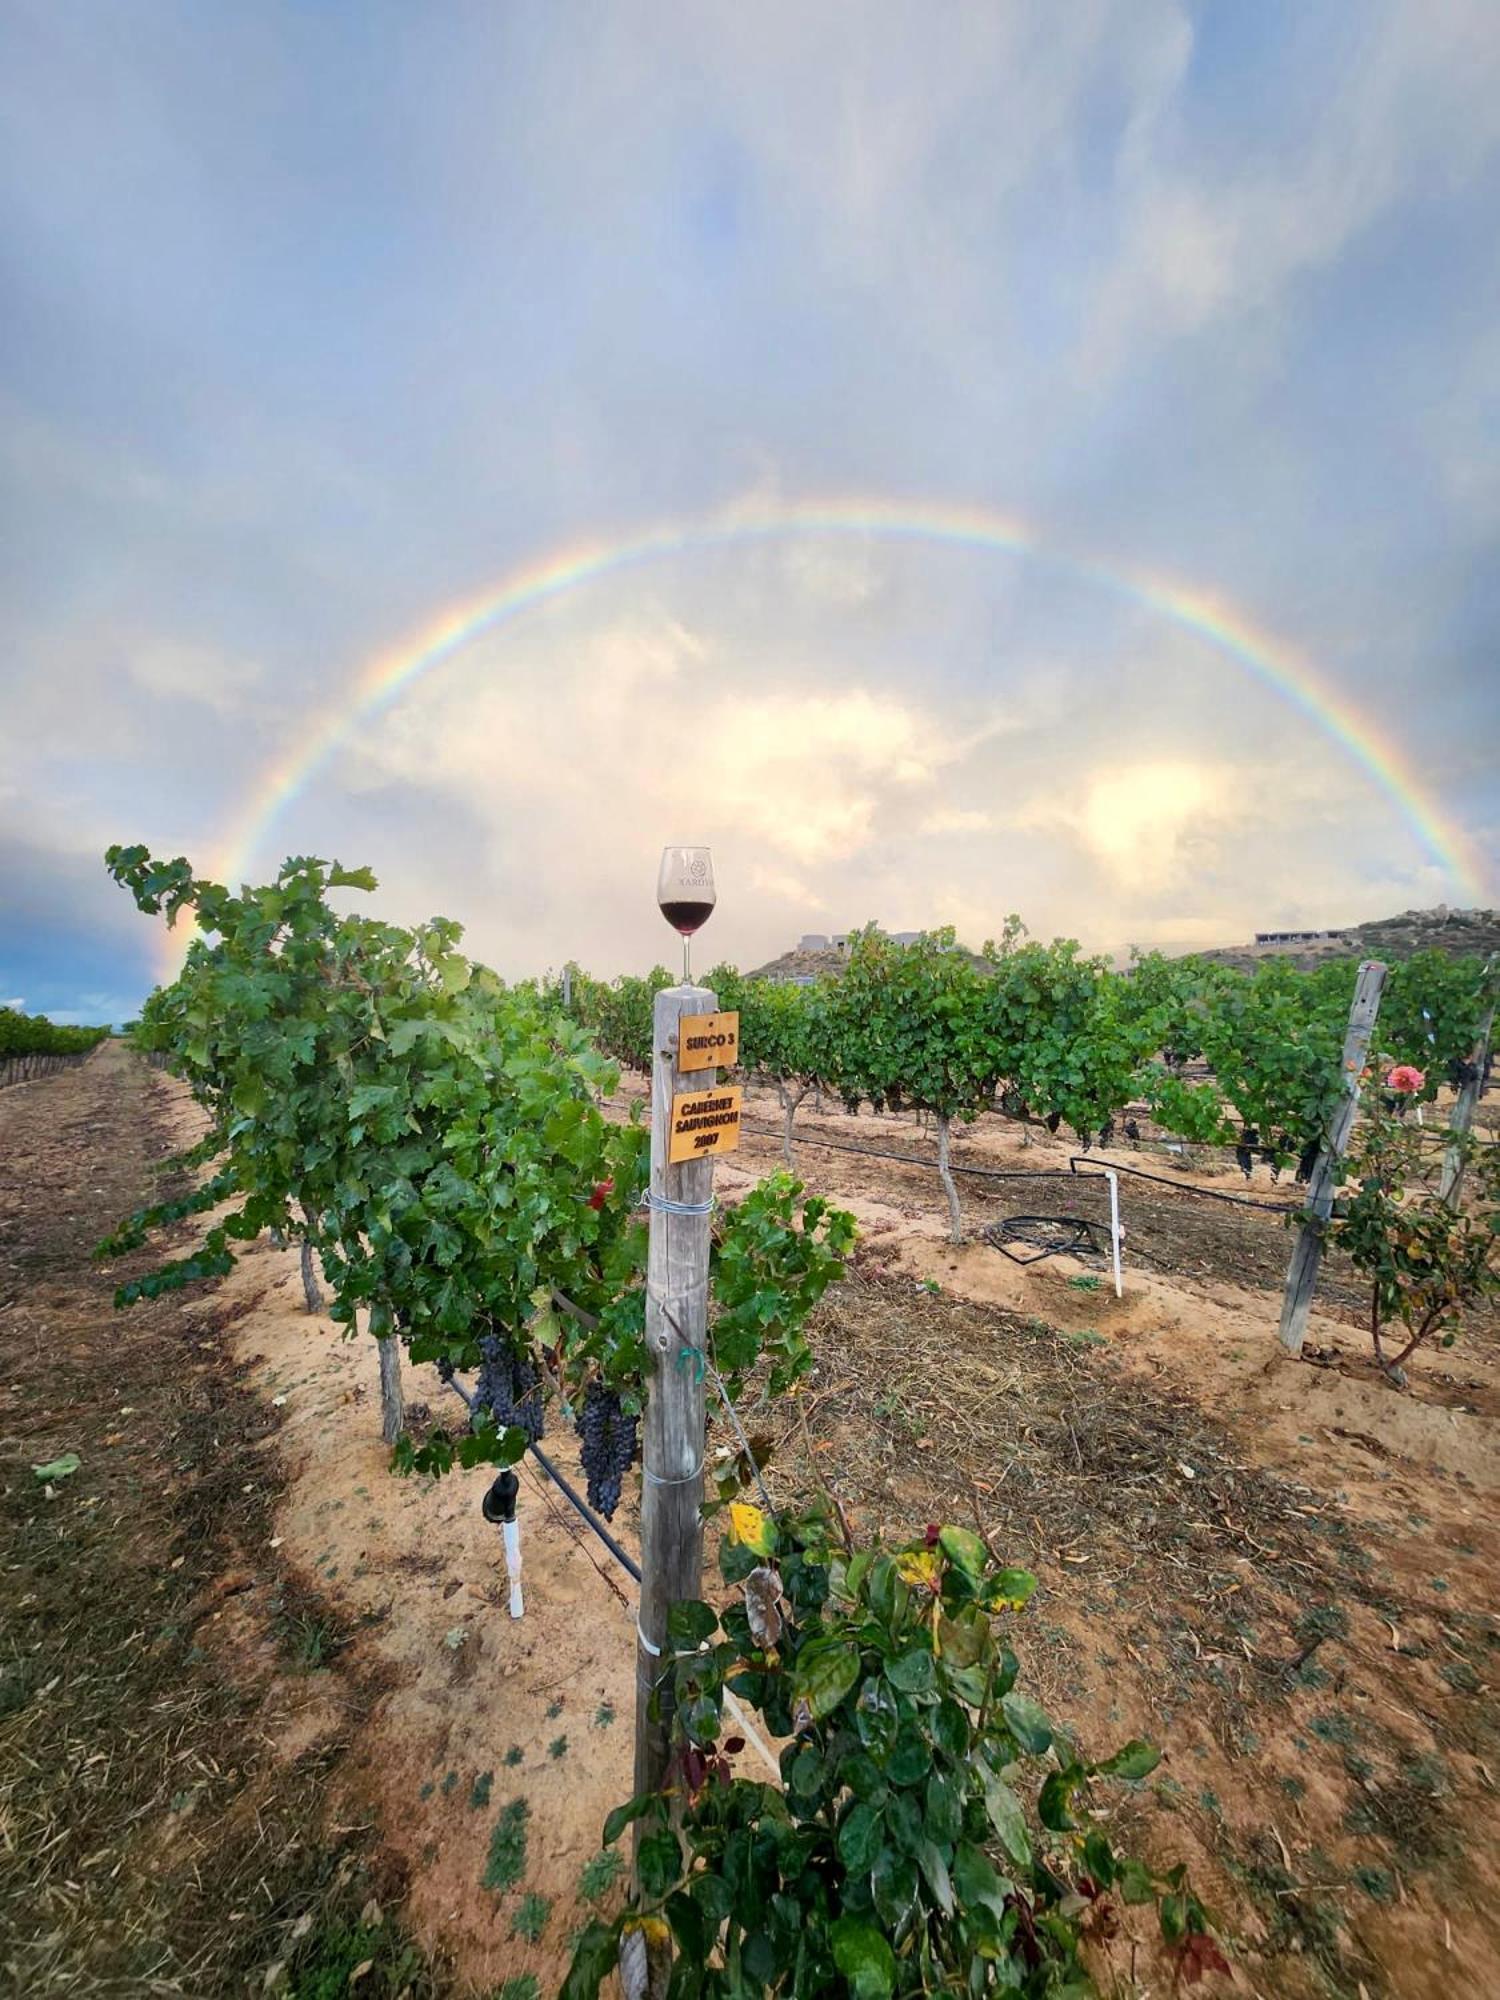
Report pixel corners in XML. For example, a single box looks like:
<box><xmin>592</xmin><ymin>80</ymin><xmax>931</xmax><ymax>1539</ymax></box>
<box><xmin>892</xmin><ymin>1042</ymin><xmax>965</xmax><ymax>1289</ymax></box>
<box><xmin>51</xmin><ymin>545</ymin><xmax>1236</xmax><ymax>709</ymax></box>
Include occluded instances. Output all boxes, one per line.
<box><xmin>3</xmin><ymin>1</ymin><xmax>1496</xmax><ymax>1020</ymax></box>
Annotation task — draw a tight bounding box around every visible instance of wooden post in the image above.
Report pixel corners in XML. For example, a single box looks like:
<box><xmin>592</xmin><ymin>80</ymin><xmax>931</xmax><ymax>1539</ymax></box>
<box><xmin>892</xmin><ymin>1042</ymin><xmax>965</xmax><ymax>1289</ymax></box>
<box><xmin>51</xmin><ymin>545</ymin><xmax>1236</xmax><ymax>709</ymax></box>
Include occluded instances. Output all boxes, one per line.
<box><xmin>1439</xmin><ymin>989</ymin><xmax>1496</xmax><ymax>1207</ymax></box>
<box><xmin>634</xmin><ymin>983</ymin><xmax>715</xmax><ymax>1830</ymax></box>
<box><xmin>1278</xmin><ymin>959</ymin><xmax>1387</xmax><ymax>1355</ymax></box>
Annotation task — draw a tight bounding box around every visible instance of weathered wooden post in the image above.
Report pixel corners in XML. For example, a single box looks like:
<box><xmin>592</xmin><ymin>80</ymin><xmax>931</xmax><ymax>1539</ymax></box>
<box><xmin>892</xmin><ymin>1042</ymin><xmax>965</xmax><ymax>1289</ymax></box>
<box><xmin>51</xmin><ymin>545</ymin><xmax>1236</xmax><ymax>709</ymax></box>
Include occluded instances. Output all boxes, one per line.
<box><xmin>1278</xmin><ymin>959</ymin><xmax>1387</xmax><ymax>1356</ymax></box>
<box><xmin>633</xmin><ymin>981</ymin><xmax>717</xmax><ymax>1818</ymax></box>
<box><xmin>1438</xmin><ymin>978</ymin><xmax>1495</xmax><ymax>1208</ymax></box>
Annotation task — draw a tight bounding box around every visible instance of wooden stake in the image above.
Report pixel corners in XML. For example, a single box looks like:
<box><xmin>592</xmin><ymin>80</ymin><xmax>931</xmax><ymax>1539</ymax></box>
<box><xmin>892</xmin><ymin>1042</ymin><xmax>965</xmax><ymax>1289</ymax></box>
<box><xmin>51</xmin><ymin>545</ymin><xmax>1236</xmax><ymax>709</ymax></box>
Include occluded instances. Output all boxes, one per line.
<box><xmin>1278</xmin><ymin>959</ymin><xmax>1387</xmax><ymax>1355</ymax></box>
<box><xmin>634</xmin><ymin>982</ymin><xmax>715</xmax><ymax>1832</ymax></box>
<box><xmin>1438</xmin><ymin>984</ymin><xmax>1495</xmax><ymax>1208</ymax></box>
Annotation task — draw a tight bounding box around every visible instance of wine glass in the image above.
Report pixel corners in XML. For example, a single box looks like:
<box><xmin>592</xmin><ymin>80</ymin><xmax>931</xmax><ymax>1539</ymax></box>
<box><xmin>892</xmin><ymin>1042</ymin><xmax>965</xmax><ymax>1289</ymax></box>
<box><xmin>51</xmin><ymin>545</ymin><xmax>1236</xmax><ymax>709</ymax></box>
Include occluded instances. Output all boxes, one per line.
<box><xmin>657</xmin><ymin>846</ymin><xmax>716</xmax><ymax>983</ymax></box>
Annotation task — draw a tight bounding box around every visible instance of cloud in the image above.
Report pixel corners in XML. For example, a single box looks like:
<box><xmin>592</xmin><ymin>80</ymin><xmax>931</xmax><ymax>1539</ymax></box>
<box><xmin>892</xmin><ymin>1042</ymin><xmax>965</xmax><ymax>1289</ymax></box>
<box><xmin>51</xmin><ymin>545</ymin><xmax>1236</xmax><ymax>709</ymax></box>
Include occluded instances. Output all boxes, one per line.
<box><xmin>0</xmin><ymin>0</ymin><xmax>1493</xmax><ymax>1017</ymax></box>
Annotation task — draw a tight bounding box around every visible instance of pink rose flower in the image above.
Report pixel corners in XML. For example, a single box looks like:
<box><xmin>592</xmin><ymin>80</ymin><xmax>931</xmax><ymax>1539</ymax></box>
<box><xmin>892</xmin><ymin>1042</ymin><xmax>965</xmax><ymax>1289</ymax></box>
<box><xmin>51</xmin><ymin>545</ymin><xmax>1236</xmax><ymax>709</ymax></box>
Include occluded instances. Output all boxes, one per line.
<box><xmin>1385</xmin><ymin>1065</ymin><xmax>1425</xmax><ymax>1094</ymax></box>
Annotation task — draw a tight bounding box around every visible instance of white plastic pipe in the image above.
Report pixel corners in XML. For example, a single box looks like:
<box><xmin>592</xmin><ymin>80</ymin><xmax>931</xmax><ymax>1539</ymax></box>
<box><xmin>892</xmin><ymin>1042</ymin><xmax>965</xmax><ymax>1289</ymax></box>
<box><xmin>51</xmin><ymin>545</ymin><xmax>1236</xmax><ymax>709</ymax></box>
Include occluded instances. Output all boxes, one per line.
<box><xmin>1103</xmin><ymin>1167</ymin><xmax>1124</xmax><ymax>1299</ymax></box>
<box><xmin>503</xmin><ymin>1518</ymin><xmax>523</xmax><ymax>1619</ymax></box>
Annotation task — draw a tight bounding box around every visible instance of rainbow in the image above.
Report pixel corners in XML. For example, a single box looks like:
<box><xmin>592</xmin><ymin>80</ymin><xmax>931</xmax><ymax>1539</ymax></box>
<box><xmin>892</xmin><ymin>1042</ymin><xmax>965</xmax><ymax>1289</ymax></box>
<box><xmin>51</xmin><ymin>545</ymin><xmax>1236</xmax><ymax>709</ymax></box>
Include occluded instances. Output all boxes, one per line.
<box><xmin>169</xmin><ymin>497</ymin><xmax>1491</xmax><ymax>972</ymax></box>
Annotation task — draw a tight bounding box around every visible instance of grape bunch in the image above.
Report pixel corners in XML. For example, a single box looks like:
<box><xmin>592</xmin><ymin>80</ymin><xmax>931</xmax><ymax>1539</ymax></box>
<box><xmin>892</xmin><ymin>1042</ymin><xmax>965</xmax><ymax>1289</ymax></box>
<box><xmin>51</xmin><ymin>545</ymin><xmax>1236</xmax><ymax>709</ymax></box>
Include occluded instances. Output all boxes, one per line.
<box><xmin>575</xmin><ymin>1380</ymin><xmax>638</xmax><ymax>1521</ymax></box>
<box><xmin>1235</xmin><ymin>1124</ymin><xmax>1259</xmax><ymax>1180</ymax></box>
<box><xmin>475</xmin><ymin>1333</ymin><xmax>545</xmax><ymax>1444</ymax></box>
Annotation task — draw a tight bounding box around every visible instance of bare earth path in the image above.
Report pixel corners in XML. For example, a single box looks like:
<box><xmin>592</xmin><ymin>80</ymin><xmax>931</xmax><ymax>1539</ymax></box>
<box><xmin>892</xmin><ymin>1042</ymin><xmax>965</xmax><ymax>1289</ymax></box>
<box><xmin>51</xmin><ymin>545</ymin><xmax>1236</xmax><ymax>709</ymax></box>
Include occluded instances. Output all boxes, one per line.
<box><xmin>0</xmin><ymin>1044</ymin><xmax>444</xmax><ymax>1996</ymax></box>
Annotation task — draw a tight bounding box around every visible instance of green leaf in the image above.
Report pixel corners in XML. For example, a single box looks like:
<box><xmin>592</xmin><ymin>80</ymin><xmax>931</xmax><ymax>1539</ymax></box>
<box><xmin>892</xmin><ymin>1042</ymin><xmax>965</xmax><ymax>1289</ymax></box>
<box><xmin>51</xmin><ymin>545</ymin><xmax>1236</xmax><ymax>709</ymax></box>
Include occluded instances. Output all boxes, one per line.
<box><xmin>1094</xmin><ymin>1739</ymin><xmax>1161</xmax><ymax>1782</ymax></box>
<box><xmin>931</xmin><ymin>1697</ymin><xmax>969</xmax><ymax>1761</ymax></box>
<box><xmin>791</xmin><ymin>1639</ymin><xmax>861</xmax><ymax>1721</ymax></box>
<box><xmin>666</xmin><ymin>1600</ymin><xmax>720</xmax><ymax>1648</ymax></box>
<box><xmin>924</xmin><ymin>1769</ymin><xmax>963</xmax><ymax>1847</ymax></box>
<box><xmin>952</xmin><ymin>1842</ymin><xmax>1010</xmax><ymax>1919</ymax></box>
<box><xmin>1082</xmin><ymin>1831</ymin><xmax>1117</xmax><ymax>1888</ymax></box>
<box><xmin>885</xmin><ymin>1725</ymin><xmax>932</xmax><ymax>1787</ymax></box>
<box><xmin>886</xmin><ymin>1648</ymin><xmax>935</xmax><ymax>1695</ymax></box>
<box><xmin>871</xmin><ymin>1850</ymin><xmax>918</xmax><ymax>1930</ymax></box>
<box><xmin>981</xmin><ymin>1567</ymin><xmax>1038</xmax><ymax>1611</ymax></box>
<box><xmin>1000</xmin><ymin>1691</ymin><xmax>1053</xmax><ymax>1756</ymax></box>
<box><xmin>828</xmin><ymin>1917</ymin><xmax>896</xmax><ymax>2000</ymax></box>
<box><xmin>980</xmin><ymin>1768</ymin><xmax>1032</xmax><ymax>1868</ymax></box>
<box><xmin>560</xmin><ymin>1919</ymin><xmax>621</xmax><ymax>2000</ymax></box>
<box><xmin>601</xmin><ymin>1795</ymin><xmax>655</xmax><ymax>1847</ymax></box>
<box><xmin>636</xmin><ymin>1827</ymin><xmax>683</xmax><ymax>1901</ymax></box>
<box><xmin>836</xmin><ymin>1801</ymin><xmax>884</xmax><ymax>1876</ymax></box>
<box><xmin>1038</xmin><ymin>1769</ymin><xmax>1083</xmax><ymax>1833</ymax></box>
<box><xmin>1117</xmin><ymin>1858</ymin><xmax>1157</xmax><ymax>1906</ymax></box>
<box><xmin>937</xmin><ymin>1525</ymin><xmax>987</xmax><ymax>1577</ymax></box>
<box><xmin>31</xmin><ymin>1453</ymin><xmax>81</xmax><ymax>1483</ymax></box>
<box><xmin>916</xmin><ymin>1838</ymin><xmax>954</xmax><ymax>1915</ymax></box>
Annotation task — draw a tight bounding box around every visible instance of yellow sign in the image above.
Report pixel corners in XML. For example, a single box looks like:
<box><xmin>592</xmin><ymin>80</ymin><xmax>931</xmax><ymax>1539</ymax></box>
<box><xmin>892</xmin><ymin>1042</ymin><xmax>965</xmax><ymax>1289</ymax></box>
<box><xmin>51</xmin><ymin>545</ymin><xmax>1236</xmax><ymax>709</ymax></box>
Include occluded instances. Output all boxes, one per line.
<box><xmin>679</xmin><ymin>1010</ymin><xmax>740</xmax><ymax>1073</ymax></box>
<box><xmin>668</xmin><ymin>1084</ymin><xmax>744</xmax><ymax>1163</ymax></box>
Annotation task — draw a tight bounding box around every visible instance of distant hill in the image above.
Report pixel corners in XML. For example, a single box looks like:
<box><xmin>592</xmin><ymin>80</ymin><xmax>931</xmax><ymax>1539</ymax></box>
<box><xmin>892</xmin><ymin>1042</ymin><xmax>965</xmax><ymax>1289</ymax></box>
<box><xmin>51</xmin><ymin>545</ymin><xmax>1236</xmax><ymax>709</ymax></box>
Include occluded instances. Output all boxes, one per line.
<box><xmin>1181</xmin><ymin>907</ymin><xmax>1500</xmax><ymax>973</ymax></box>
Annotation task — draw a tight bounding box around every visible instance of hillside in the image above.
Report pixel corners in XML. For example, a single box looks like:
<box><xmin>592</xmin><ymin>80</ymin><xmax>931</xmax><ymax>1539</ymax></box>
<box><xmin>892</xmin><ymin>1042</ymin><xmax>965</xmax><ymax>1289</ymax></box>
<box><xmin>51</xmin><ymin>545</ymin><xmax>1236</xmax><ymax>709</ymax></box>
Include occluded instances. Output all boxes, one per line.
<box><xmin>1185</xmin><ymin>905</ymin><xmax>1500</xmax><ymax>973</ymax></box>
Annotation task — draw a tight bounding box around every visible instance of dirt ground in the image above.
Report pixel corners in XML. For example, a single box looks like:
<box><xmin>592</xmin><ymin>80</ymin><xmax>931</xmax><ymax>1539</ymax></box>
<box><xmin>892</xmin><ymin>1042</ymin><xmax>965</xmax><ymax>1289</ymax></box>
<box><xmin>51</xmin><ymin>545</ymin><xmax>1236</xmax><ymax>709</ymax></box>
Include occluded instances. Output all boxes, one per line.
<box><xmin>3</xmin><ymin>1049</ymin><xmax>1497</xmax><ymax>1999</ymax></box>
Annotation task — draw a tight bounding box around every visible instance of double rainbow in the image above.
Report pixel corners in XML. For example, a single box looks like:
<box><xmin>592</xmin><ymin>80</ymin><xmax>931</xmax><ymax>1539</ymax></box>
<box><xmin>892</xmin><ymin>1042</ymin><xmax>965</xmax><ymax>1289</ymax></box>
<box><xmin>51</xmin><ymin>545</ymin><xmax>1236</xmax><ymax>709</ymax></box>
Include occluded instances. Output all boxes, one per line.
<box><xmin>171</xmin><ymin>497</ymin><xmax>1489</xmax><ymax>972</ymax></box>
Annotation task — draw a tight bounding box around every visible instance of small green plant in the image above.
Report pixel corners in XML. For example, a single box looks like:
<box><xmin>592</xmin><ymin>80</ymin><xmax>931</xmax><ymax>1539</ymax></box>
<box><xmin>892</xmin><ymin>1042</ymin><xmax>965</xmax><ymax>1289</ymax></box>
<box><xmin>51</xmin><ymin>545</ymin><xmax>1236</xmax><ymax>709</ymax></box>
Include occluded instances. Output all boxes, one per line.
<box><xmin>1353</xmin><ymin>1865</ymin><xmax>1395</xmax><ymax>1902</ymax></box>
<box><xmin>496</xmin><ymin>1979</ymin><xmax>540</xmax><ymax>2000</ymax></box>
<box><xmin>504</xmin><ymin>1745</ymin><xmax>524</xmax><ymax>1767</ymax></box>
<box><xmin>577</xmin><ymin>1849</ymin><xmax>625</xmax><ymax>1904</ymax></box>
<box><xmin>594</xmin><ymin>1701</ymin><xmax>615</xmax><ymax>1729</ymax></box>
<box><xmin>470</xmin><ymin>1769</ymin><xmax>493</xmax><ymax>1808</ymax></box>
<box><xmin>546</xmin><ymin>1697</ymin><xmax>565</xmax><ymax>1719</ymax></box>
<box><xmin>548</xmin><ymin>1734</ymin><xmax>568</xmax><ymax>1760</ymax></box>
<box><xmin>563</xmin><ymin>1502</ymin><xmax>1223</xmax><ymax>1996</ymax></box>
<box><xmin>1066</xmin><ymin>1273</ymin><xmax>1102</xmax><ymax>1292</ymax></box>
<box><xmin>511</xmin><ymin>1892</ymin><xmax>552</xmax><ymax>1942</ymax></box>
<box><xmin>284</xmin><ymin>1611</ymin><xmax>339</xmax><ymax>1671</ymax></box>
<box><xmin>481</xmin><ymin>1799</ymin><xmax>530</xmax><ymax>1894</ymax></box>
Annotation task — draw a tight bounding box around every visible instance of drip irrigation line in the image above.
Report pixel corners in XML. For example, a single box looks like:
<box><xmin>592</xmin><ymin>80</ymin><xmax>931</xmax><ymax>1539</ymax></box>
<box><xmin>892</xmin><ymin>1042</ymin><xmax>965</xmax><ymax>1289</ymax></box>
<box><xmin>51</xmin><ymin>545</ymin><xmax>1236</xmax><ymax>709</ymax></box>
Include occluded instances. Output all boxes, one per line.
<box><xmin>529</xmin><ymin>1442</ymin><xmax>643</xmax><ymax>1584</ymax></box>
<box><xmin>1067</xmin><ymin>1155</ymin><xmax>1299</xmax><ymax>1215</ymax></box>
<box><xmin>677</xmin><ymin>1105</ymin><xmax>1115</xmax><ymax>1185</ymax></box>
<box><xmin>438</xmin><ymin>1373</ymin><xmax>643</xmax><ymax>1582</ymax></box>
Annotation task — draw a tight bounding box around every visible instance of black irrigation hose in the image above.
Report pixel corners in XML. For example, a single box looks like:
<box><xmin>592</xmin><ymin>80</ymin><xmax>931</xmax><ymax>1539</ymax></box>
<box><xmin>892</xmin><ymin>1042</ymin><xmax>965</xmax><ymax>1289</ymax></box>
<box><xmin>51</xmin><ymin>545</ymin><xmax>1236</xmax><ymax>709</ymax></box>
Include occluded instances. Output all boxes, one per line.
<box><xmin>731</xmin><ymin>1112</ymin><xmax>1111</xmax><ymax>1185</ymax></box>
<box><xmin>1067</xmin><ymin>1154</ymin><xmax>1299</xmax><ymax>1215</ymax></box>
<box><xmin>439</xmin><ymin>1373</ymin><xmax>643</xmax><ymax>1583</ymax></box>
<box><xmin>529</xmin><ymin>1443</ymin><xmax>643</xmax><ymax>1584</ymax></box>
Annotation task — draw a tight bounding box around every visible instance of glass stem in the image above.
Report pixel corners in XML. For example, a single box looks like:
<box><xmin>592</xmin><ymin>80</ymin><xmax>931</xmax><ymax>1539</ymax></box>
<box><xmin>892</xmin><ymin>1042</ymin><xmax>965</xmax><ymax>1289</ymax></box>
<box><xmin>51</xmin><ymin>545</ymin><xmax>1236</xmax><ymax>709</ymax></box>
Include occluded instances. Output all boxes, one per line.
<box><xmin>682</xmin><ymin>935</ymin><xmax>691</xmax><ymax>984</ymax></box>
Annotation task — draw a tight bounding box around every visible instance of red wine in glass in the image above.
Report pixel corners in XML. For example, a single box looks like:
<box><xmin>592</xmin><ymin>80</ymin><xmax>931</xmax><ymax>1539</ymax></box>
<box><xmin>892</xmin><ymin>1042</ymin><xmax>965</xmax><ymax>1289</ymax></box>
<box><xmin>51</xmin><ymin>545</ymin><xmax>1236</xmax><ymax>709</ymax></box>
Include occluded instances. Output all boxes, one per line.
<box><xmin>657</xmin><ymin>847</ymin><xmax>716</xmax><ymax>981</ymax></box>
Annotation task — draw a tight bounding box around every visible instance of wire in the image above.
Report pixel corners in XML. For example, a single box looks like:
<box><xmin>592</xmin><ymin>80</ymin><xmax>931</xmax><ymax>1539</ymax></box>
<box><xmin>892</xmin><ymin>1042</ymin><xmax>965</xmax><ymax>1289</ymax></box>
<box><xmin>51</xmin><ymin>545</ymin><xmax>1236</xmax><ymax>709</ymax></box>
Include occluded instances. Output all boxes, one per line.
<box><xmin>1067</xmin><ymin>1155</ymin><xmax>1299</xmax><ymax>1215</ymax></box>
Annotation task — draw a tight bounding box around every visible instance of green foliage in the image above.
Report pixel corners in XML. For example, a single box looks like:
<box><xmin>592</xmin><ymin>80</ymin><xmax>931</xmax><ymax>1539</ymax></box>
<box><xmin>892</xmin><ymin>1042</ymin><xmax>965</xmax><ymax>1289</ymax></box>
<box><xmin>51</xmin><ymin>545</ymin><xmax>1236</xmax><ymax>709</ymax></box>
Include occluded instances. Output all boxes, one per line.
<box><xmin>576</xmin><ymin>1849</ymin><xmax>625</xmax><ymax>1903</ymax></box>
<box><xmin>482</xmin><ymin>1799</ymin><xmax>531</xmax><ymax>1893</ymax></box>
<box><xmin>0</xmin><ymin>1006</ymin><xmax>111</xmax><ymax>1060</ymax></box>
<box><xmin>497</xmin><ymin>1978</ymin><xmax>541</xmax><ymax>2000</ymax></box>
<box><xmin>101</xmin><ymin>847</ymin><xmax>853</xmax><ymax>1477</ymax></box>
<box><xmin>564</xmin><ymin>1505</ymin><xmax>1220</xmax><ymax>1997</ymax></box>
<box><xmin>1328</xmin><ymin>1084</ymin><xmax>1500</xmax><ymax>1380</ymax></box>
<box><xmin>511</xmin><ymin>1892</ymin><xmax>553</xmax><ymax>1941</ymax></box>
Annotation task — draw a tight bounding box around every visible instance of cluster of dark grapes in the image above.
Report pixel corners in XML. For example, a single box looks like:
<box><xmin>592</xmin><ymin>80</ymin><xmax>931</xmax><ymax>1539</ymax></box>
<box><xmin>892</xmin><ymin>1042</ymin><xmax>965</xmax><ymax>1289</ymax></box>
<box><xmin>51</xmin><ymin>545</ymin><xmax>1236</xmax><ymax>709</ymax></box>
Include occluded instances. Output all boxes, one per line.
<box><xmin>574</xmin><ymin>1380</ymin><xmax>638</xmax><ymax>1521</ymax></box>
<box><xmin>475</xmin><ymin>1334</ymin><xmax>546</xmax><ymax>1444</ymax></box>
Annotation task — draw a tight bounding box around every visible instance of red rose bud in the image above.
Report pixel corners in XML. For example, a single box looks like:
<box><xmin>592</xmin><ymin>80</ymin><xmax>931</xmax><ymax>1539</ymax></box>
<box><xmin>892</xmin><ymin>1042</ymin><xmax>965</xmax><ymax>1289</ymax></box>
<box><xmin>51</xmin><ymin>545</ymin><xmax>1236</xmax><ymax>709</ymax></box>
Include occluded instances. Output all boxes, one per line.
<box><xmin>588</xmin><ymin>1177</ymin><xmax>615</xmax><ymax>1211</ymax></box>
<box><xmin>924</xmin><ymin>1523</ymin><xmax>942</xmax><ymax>1548</ymax></box>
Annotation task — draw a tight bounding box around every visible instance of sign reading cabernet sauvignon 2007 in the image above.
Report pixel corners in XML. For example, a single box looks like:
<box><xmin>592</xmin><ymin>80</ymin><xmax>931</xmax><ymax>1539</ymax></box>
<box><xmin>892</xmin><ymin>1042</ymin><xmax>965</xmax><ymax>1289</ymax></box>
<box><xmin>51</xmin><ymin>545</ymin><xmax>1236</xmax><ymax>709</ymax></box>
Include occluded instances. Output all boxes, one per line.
<box><xmin>667</xmin><ymin>1083</ymin><xmax>744</xmax><ymax>1162</ymax></box>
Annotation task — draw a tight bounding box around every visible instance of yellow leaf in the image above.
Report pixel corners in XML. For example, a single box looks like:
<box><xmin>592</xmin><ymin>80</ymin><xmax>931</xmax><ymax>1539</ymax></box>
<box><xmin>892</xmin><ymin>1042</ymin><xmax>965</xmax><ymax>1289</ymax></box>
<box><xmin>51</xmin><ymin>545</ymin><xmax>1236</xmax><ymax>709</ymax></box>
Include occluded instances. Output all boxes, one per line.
<box><xmin>728</xmin><ymin>1502</ymin><xmax>775</xmax><ymax>1556</ymax></box>
<box><xmin>896</xmin><ymin>1550</ymin><xmax>941</xmax><ymax>1587</ymax></box>
<box><xmin>622</xmin><ymin>1914</ymin><xmax>671</xmax><ymax>1946</ymax></box>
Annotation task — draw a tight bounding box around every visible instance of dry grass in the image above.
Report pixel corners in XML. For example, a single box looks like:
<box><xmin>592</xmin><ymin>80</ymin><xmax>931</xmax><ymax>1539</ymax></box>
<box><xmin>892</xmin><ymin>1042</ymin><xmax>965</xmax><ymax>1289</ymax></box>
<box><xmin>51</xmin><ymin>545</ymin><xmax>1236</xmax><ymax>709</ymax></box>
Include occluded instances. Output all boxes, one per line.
<box><xmin>0</xmin><ymin>1048</ymin><xmax>447</xmax><ymax>1997</ymax></box>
